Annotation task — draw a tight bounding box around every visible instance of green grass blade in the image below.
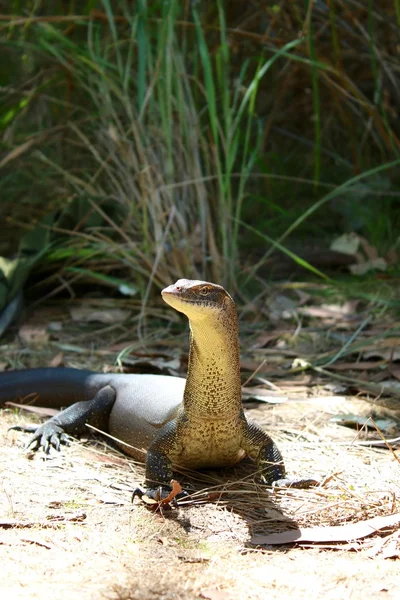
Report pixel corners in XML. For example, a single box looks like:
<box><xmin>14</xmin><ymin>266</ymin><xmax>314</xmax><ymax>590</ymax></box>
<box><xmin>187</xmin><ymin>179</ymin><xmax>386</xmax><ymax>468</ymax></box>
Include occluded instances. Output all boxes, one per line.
<box><xmin>192</xmin><ymin>7</ymin><xmax>217</xmax><ymax>142</ymax></box>
<box><xmin>66</xmin><ymin>267</ymin><xmax>138</xmax><ymax>295</ymax></box>
<box><xmin>308</xmin><ymin>19</ymin><xmax>321</xmax><ymax>186</ymax></box>
<box><xmin>265</xmin><ymin>158</ymin><xmax>400</xmax><ymax>259</ymax></box>
<box><xmin>238</xmin><ymin>219</ymin><xmax>330</xmax><ymax>281</ymax></box>
<box><xmin>232</xmin><ymin>38</ymin><xmax>305</xmax><ymax>136</ymax></box>
<box><xmin>136</xmin><ymin>0</ymin><xmax>148</xmax><ymax>113</ymax></box>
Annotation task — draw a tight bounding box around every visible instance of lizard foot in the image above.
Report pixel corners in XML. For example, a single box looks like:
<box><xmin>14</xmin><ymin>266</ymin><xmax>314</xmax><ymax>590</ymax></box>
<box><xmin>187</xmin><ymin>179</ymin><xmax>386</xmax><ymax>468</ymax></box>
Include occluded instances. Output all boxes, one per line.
<box><xmin>132</xmin><ymin>481</ymin><xmax>188</xmax><ymax>507</ymax></box>
<box><xmin>9</xmin><ymin>422</ymin><xmax>71</xmax><ymax>453</ymax></box>
<box><xmin>272</xmin><ymin>477</ymin><xmax>319</xmax><ymax>489</ymax></box>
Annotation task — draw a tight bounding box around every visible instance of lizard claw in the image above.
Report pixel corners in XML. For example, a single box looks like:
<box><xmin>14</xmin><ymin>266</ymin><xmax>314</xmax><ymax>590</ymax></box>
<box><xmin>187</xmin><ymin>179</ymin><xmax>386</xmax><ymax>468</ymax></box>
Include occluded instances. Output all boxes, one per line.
<box><xmin>132</xmin><ymin>484</ymin><xmax>188</xmax><ymax>506</ymax></box>
<box><xmin>8</xmin><ymin>424</ymin><xmax>38</xmax><ymax>434</ymax></box>
<box><xmin>272</xmin><ymin>477</ymin><xmax>319</xmax><ymax>489</ymax></box>
<box><xmin>9</xmin><ymin>422</ymin><xmax>71</xmax><ymax>453</ymax></box>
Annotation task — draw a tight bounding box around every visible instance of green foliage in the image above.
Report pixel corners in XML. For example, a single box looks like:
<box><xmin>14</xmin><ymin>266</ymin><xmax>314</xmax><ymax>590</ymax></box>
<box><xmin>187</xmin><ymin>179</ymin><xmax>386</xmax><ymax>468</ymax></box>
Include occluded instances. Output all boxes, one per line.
<box><xmin>0</xmin><ymin>214</ymin><xmax>52</xmax><ymax>313</ymax></box>
<box><xmin>1</xmin><ymin>1</ymin><xmax>305</xmax><ymax>293</ymax></box>
<box><xmin>0</xmin><ymin>0</ymin><xmax>399</xmax><ymax>307</ymax></box>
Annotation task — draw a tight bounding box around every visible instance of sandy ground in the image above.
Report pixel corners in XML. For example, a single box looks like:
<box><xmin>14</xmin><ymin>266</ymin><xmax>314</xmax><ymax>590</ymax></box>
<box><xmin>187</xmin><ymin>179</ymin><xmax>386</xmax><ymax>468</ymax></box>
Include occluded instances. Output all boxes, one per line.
<box><xmin>1</xmin><ymin>393</ymin><xmax>400</xmax><ymax>600</ymax></box>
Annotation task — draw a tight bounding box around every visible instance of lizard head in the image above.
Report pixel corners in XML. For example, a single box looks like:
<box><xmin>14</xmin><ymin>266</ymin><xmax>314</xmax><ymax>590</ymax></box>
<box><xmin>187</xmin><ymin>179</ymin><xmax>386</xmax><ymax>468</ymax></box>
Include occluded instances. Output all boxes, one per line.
<box><xmin>161</xmin><ymin>279</ymin><xmax>235</xmax><ymax>322</ymax></box>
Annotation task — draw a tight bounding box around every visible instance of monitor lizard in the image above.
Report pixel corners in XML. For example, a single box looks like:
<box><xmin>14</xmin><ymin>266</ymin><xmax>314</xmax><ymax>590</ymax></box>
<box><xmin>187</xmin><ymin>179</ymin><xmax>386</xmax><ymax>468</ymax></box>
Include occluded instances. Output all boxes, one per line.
<box><xmin>0</xmin><ymin>279</ymin><xmax>316</xmax><ymax>500</ymax></box>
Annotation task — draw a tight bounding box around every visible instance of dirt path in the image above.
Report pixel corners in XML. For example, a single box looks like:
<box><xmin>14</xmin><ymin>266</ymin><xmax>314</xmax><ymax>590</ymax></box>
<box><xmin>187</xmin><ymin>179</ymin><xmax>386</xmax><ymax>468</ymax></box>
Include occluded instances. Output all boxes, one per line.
<box><xmin>1</xmin><ymin>393</ymin><xmax>400</xmax><ymax>600</ymax></box>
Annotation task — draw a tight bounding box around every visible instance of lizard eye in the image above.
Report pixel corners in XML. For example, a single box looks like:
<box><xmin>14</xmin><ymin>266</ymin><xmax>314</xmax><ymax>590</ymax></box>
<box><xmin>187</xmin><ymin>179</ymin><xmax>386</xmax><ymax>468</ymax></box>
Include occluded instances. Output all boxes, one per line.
<box><xmin>199</xmin><ymin>286</ymin><xmax>211</xmax><ymax>296</ymax></box>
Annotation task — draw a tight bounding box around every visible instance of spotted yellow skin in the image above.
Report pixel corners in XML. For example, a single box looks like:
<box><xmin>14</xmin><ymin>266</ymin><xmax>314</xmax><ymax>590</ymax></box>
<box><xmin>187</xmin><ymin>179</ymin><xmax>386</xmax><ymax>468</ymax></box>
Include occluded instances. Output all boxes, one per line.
<box><xmin>166</xmin><ymin>414</ymin><xmax>248</xmax><ymax>469</ymax></box>
<box><xmin>144</xmin><ymin>279</ymin><xmax>285</xmax><ymax>495</ymax></box>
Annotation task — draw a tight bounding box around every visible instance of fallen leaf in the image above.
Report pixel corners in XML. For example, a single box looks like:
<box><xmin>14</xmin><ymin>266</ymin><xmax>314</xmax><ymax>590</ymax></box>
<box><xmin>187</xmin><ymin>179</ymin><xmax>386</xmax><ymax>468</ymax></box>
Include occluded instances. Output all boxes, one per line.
<box><xmin>251</xmin><ymin>512</ymin><xmax>400</xmax><ymax>545</ymax></box>
<box><xmin>389</xmin><ymin>364</ymin><xmax>400</xmax><ymax>382</ymax></box>
<box><xmin>386</xmin><ymin>247</ymin><xmax>398</xmax><ymax>265</ymax></box>
<box><xmin>89</xmin><ymin>453</ymin><xmax>128</xmax><ymax>467</ymax></box>
<box><xmin>366</xmin><ymin>531</ymin><xmax>400</xmax><ymax>558</ymax></box>
<box><xmin>50</xmin><ymin>352</ymin><xmax>64</xmax><ymax>367</ymax></box>
<box><xmin>121</xmin><ymin>355</ymin><xmax>180</xmax><ymax>375</ymax></box>
<box><xmin>98</xmin><ymin>495</ymin><xmax>125</xmax><ymax>505</ymax></box>
<box><xmin>242</xmin><ymin>387</ymin><xmax>288</xmax><ymax>404</ymax></box>
<box><xmin>294</xmin><ymin>289</ymin><xmax>312</xmax><ymax>306</ymax></box>
<box><xmin>267</xmin><ymin>294</ymin><xmax>298</xmax><ymax>320</ymax></box>
<box><xmin>330</xmin><ymin>233</ymin><xmax>360</xmax><ymax>255</ymax></box>
<box><xmin>5</xmin><ymin>401</ymin><xmax>59</xmax><ymax>417</ymax></box>
<box><xmin>159</xmin><ymin>480</ymin><xmax>183</xmax><ymax>505</ymax></box>
<box><xmin>381</xmin><ymin>380</ymin><xmax>400</xmax><ymax>394</ymax></box>
<box><xmin>330</xmin><ymin>414</ymin><xmax>397</xmax><ymax>434</ymax></box>
<box><xmin>324</xmin><ymin>382</ymin><xmax>349</xmax><ymax>394</ymax></box>
<box><xmin>310</xmin><ymin>301</ymin><xmax>358</xmax><ymax>316</ymax></box>
<box><xmin>0</xmin><ymin>519</ymin><xmax>57</xmax><ymax>529</ymax></box>
<box><xmin>358</xmin><ymin>235</ymin><xmax>379</xmax><ymax>260</ymax></box>
<box><xmin>300</xmin><ymin>542</ymin><xmax>370</xmax><ymax>553</ymax></box>
<box><xmin>349</xmin><ymin>258</ymin><xmax>387</xmax><ymax>275</ymax></box>
<box><xmin>46</xmin><ymin>513</ymin><xmax>86</xmax><ymax>522</ymax></box>
<box><xmin>69</xmin><ymin>307</ymin><xmax>130</xmax><ymax>323</ymax></box>
<box><xmin>249</xmin><ymin>333</ymin><xmax>281</xmax><ymax>350</ymax></box>
<box><xmin>157</xmin><ymin>536</ymin><xmax>177</xmax><ymax>546</ymax></box>
<box><xmin>369</xmin><ymin>370</ymin><xmax>391</xmax><ymax>383</ymax></box>
<box><xmin>47</xmin><ymin>321</ymin><xmax>63</xmax><ymax>332</ymax></box>
<box><xmin>240</xmin><ymin>359</ymin><xmax>267</xmax><ymax>372</ymax></box>
<box><xmin>200</xmin><ymin>589</ymin><xmax>231</xmax><ymax>600</ymax></box>
<box><xmin>141</xmin><ymin>480</ymin><xmax>183</xmax><ymax>508</ymax></box>
<box><xmin>179</xmin><ymin>556</ymin><xmax>210</xmax><ymax>563</ymax></box>
<box><xmin>361</xmin><ymin>336</ymin><xmax>400</xmax><ymax>362</ymax></box>
<box><xmin>380</xmin><ymin>538</ymin><xmax>400</xmax><ymax>559</ymax></box>
<box><xmin>19</xmin><ymin>537</ymin><xmax>52</xmax><ymax>549</ymax></box>
<box><xmin>18</xmin><ymin>324</ymin><xmax>49</xmax><ymax>345</ymax></box>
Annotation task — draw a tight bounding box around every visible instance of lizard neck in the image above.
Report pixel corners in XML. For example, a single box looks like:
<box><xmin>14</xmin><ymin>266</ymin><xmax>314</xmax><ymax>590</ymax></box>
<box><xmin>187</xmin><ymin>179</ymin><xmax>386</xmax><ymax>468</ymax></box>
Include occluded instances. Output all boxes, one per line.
<box><xmin>183</xmin><ymin>308</ymin><xmax>242</xmax><ymax>420</ymax></box>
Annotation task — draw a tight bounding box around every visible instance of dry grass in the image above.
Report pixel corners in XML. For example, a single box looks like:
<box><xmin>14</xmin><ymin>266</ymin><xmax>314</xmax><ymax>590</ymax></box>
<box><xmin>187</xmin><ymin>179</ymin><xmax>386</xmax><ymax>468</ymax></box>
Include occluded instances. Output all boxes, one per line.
<box><xmin>1</xmin><ymin>295</ymin><xmax>400</xmax><ymax>599</ymax></box>
<box><xmin>3</xmin><ymin>0</ymin><xmax>400</xmax><ymax>302</ymax></box>
<box><xmin>1</xmin><ymin>390</ymin><xmax>400</xmax><ymax>600</ymax></box>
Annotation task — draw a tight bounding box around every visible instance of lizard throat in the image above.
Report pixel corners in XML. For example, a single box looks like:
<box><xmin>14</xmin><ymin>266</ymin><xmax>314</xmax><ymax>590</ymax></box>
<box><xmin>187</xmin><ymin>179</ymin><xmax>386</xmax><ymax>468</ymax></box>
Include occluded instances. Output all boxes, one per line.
<box><xmin>183</xmin><ymin>317</ymin><xmax>242</xmax><ymax>419</ymax></box>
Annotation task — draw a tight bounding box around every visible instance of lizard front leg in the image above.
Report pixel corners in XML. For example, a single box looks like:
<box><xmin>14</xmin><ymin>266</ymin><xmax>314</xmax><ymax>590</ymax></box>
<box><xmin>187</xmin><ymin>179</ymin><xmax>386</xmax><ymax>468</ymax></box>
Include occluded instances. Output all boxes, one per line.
<box><xmin>242</xmin><ymin>420</ymin><xmax>318</xmax><ymax>488</ymax></box>
<box><xmin>10</xmin><ymin>385</ymin><xmax>117</xmax><ymax>453</ymax></box>
<box><xmin>133</xmin><ymin>419</ymin><xmax>187</xmax><ymax>502</ymax></box>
